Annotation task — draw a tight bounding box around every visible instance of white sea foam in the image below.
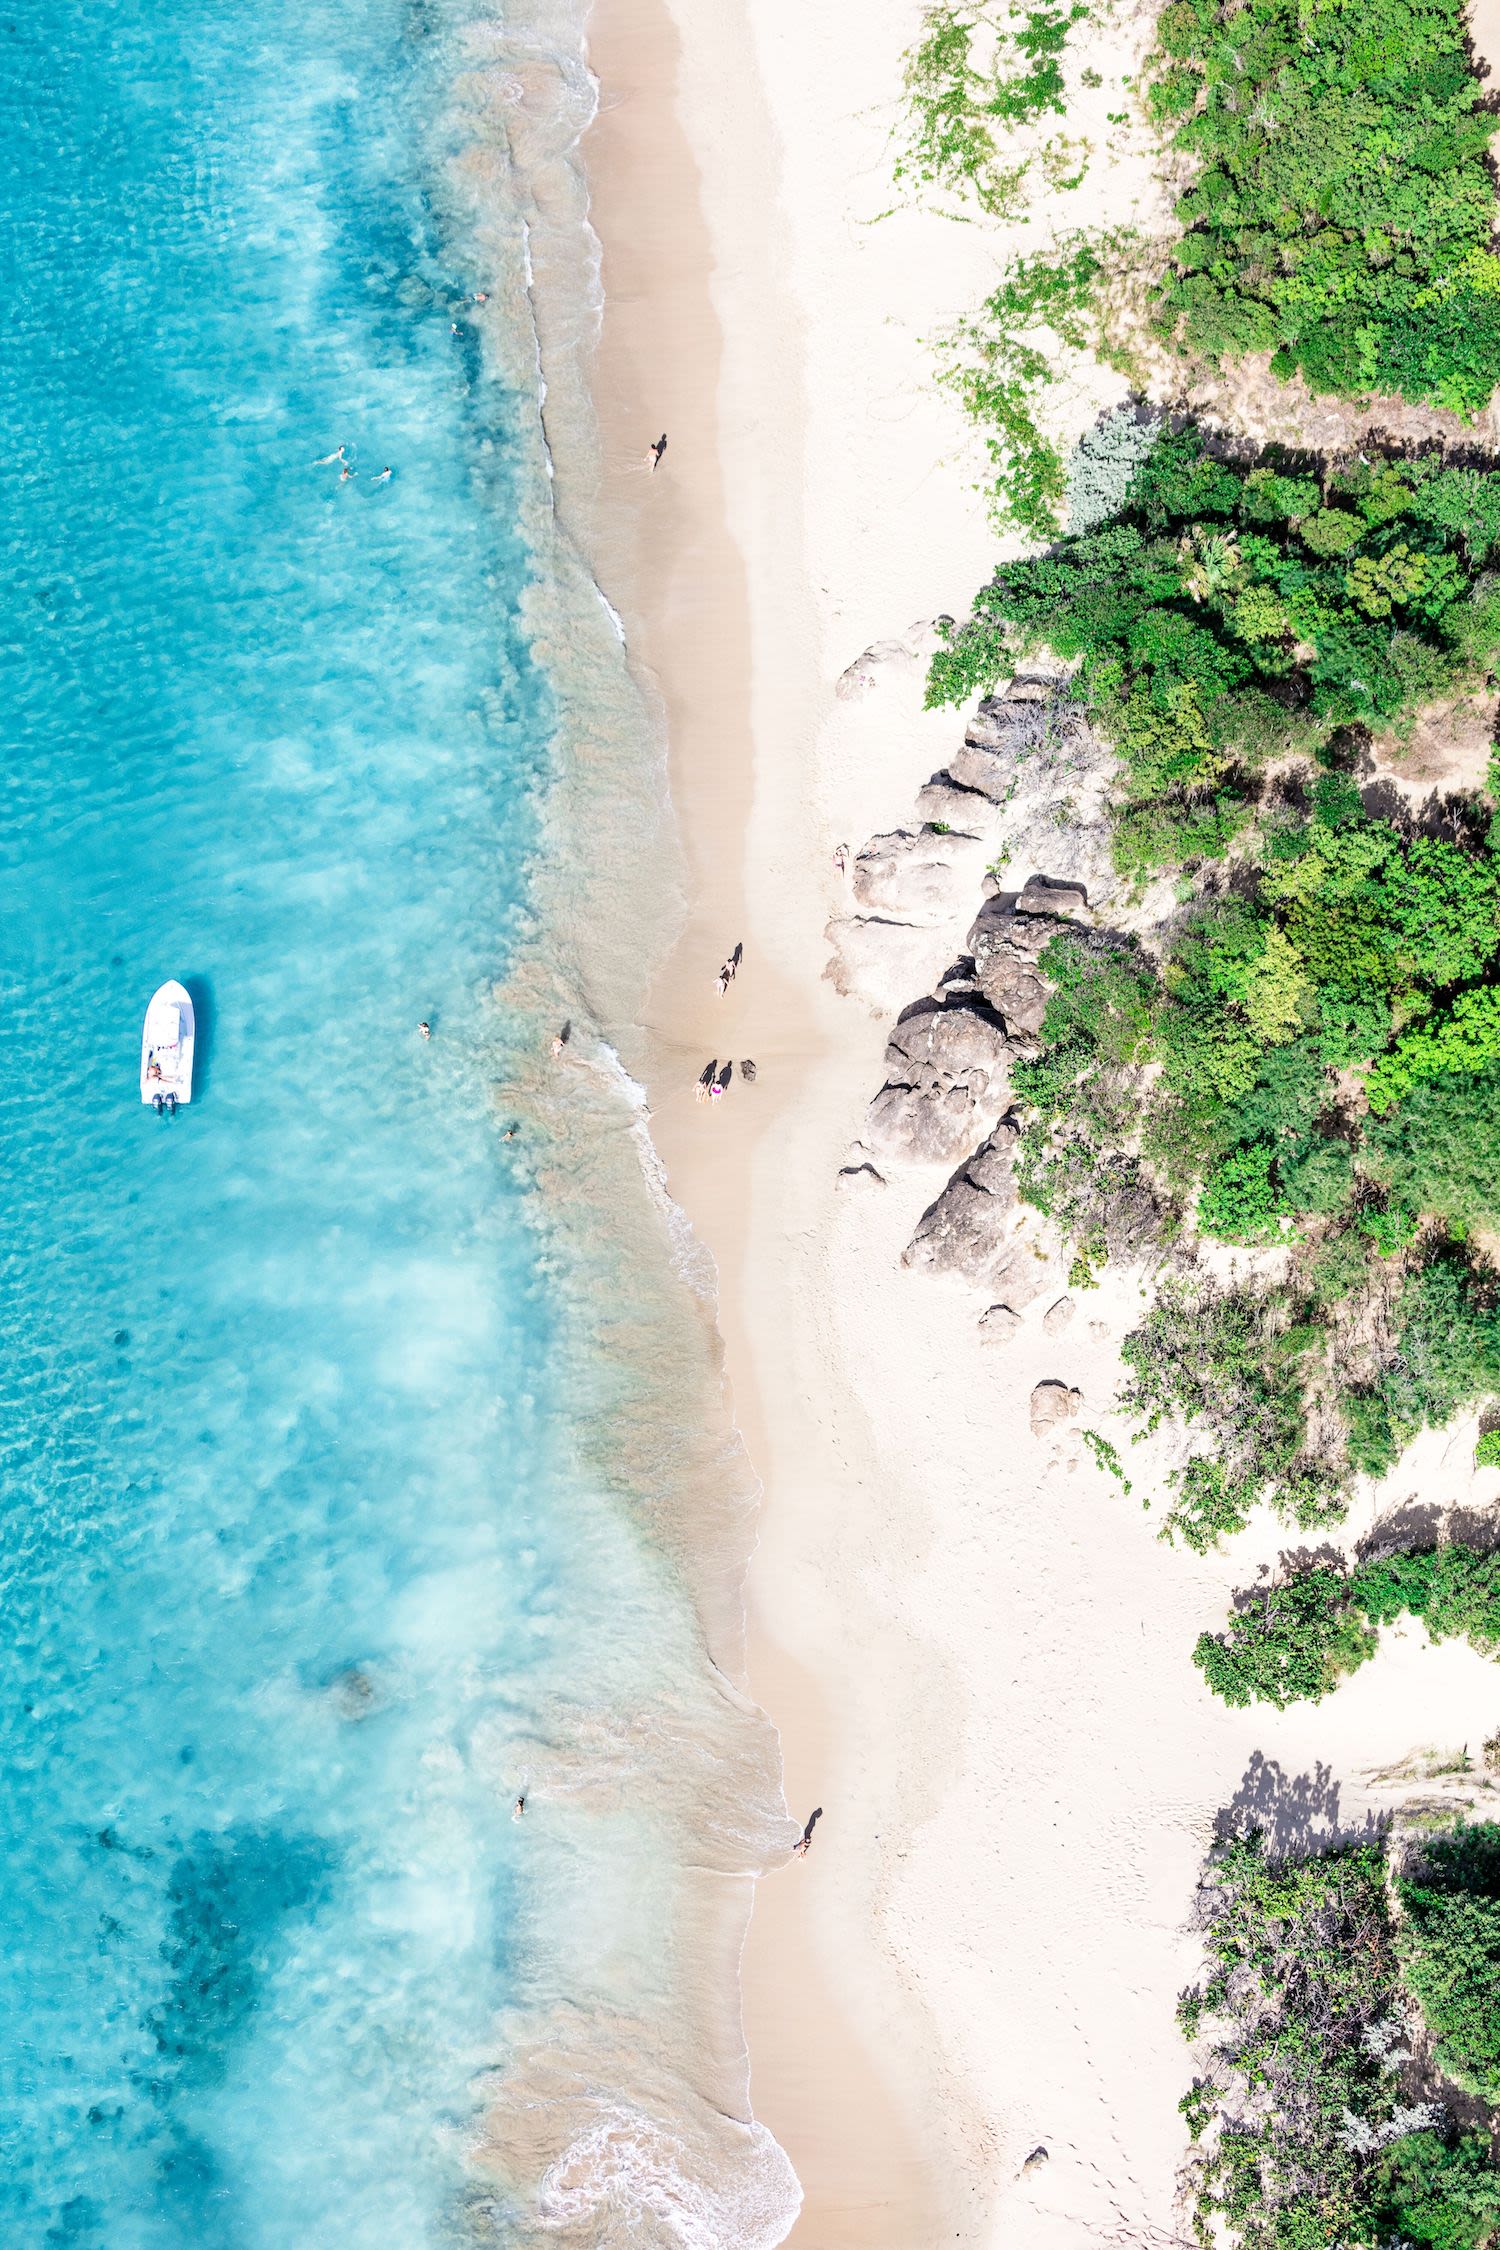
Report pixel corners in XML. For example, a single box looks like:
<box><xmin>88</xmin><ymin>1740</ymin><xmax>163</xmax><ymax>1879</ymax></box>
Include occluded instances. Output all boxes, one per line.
<box><xmin>537</xmin><ymin>2104</ymin><xmax>802</xmax><ymax>2249</ymax></box>
<box><xmin>597</xmin><ymin>584</ymin><xmax>627</xmax><ymax>643</ymax></box>
<box><xmin>591</xmin><ymin>1041</ymin><xmax>717</xmax><ymax>1306</ymax></box>
<box><xmin>433</xmin><ymin>5</ymin><xmax>797</xmax><ymax>2242</ymax></box>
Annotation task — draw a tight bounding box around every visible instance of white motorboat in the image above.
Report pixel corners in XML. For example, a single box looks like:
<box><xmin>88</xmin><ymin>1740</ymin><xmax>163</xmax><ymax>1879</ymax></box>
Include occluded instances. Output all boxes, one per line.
<box><xmin>140</xmin><ymin>981</ymin><xmax>195</xmax><ymax>1111</ymax></box>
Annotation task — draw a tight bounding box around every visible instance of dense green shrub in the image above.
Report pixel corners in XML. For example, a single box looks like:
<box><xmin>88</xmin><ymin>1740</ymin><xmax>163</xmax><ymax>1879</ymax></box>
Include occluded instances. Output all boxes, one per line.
<box><xmin>1400</xmin><ymin>1827</ymin><xmax>1500</xmax><ymax>2103</ymax></box>
<box><xmin>928</xmin><ymin>432</ymin><xmax>1500</xmax><ymax>804</ymax></box>
<box><xmin>1373</xmin><ymin>2130</ymin><xmax>1500</xmax><ymax>2250</ymax></box>
<box><xmin>1010</xmin><ymin>933</ymin><xmax>1168</xmax><ymax>1257</ymax></box>
<box><xmin>1196</xmin><ymin>1545</ymin><xmax>1500</xmax><ymax>1707</ymax></box>
<box><xmin>1371</xmin><ymin>1255</ymin><xmax>1500</xmax><ymax>1459</ymax></box>
<box><xmin>1192</xmin><ymin>1567</ymin><xmax>1376</xmax><ymax>1707</ymax></box>
<box><xmin>1180</xmin><ymin>1826</ymin><xmax>1500</xmax><ymax>2248</ymax></box>
<box><xmin>1180</xmin><ymin>1833</ymin><xmax>1426</xmax><ymax>2246</ymax></box>
<box><xmin>1147</xmin><ymin>0</ymin><xmax>1500</xmax><ymax>415</ymax></box>
<box><xmin>1365</xmin><ymin>1066</ymin><xmax>1500</xmax><ymax>1236</ymax></box>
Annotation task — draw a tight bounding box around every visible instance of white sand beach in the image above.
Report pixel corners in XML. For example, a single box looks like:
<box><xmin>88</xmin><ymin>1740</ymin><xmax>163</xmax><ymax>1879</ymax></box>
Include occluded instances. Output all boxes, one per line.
<box><xmin>575</xmin><ymin>0</ymin><xmax>1500</xmax><ymax>2241</ymax></box>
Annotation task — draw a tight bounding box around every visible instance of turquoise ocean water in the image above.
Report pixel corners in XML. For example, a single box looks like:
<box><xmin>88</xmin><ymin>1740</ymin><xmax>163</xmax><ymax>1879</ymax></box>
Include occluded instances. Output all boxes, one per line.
<box><xmin>0</xmin><ymin>0</ymin><xmax>794</xmax><ymax>2242</ymax></box>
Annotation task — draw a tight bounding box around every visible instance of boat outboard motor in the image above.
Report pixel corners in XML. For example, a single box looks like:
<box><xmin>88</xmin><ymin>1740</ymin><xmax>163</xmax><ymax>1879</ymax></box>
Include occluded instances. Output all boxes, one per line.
<box><xmin>166</xmin><ymin>1093</ymin><xmax>177</xmax><ymax>1117</ymax></box>
<box><xmin>153</xmin><ymin>1095</ymin><xmax>165</xmax><ymax>1116</ymax></box>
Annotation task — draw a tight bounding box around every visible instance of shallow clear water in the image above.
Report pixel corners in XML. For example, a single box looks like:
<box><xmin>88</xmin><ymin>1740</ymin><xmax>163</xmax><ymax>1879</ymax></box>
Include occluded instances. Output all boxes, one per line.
<box><xmin>0</xmin><ymin>0</ymin><xmax>681</xmax><ymax>2239</ymax></box>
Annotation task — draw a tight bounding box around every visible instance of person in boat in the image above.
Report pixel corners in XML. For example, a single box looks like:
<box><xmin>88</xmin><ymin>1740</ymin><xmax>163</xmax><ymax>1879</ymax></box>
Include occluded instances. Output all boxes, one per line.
<box><xmin>146</xmin><ymin>1058</ymin><xmax>163</xmax><ymax>1082</ymax></box>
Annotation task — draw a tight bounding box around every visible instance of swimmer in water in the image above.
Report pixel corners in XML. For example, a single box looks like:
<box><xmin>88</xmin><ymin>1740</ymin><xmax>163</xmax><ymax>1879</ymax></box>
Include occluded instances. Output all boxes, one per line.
<box><xmin>339</xmin><ymin>463</ymin><xmax>355</xmax><ymax>482</ymax></box>
<box><xmin>313</xmin><ymin>445</ymin><xmax>346</xmax><ymax>466</ymax></box>
<box><xmin>371</xmin><ymin>467</ymin><xmax>392</xmax><ymax>484</ymax></box>
<box><xmin>418</xmin><ymin>1021</ymin><xmax>431</xmax><ymax>1040</ymax></box>
<box><xmin>512</xmin><ymin>1793</ymin><xmax>526</xmax><ymax>1820</ymax></box>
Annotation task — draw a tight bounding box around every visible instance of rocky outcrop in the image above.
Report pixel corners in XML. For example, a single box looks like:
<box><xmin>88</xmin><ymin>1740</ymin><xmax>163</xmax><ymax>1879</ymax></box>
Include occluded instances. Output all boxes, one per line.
<box><xmin>825</xmin><ymin>674</ymin><xmax>1118</xmax><ymax>1016</ymax></box>
<box><xmin>832</xmin><ymin>669</ymin><xmax>1136</xmax><ymax>1302</ymax></box>
<box><xmin>864</xmin><ymin>1000</ymin><xmax>1012</xmax><ymax>1167</ymax></box>
<box><xmin>967</xmin><ymin>876</ymin><xmax>1091</xmax><ymax>1037</ymax></box>
<box><xmin>902</xmin><ymin>1115</ymin><xmax>1021</xmax><ymax>1277</ymax></box>
<box><xmin>853</xmin><ymin>826</ymin><xmax>994</xmax><ymax>923</ymax></box>
<box><xmin>901</xmin><ymin>1116</ymin><xmax>1060</xmax><ymax>1302</ymax></box>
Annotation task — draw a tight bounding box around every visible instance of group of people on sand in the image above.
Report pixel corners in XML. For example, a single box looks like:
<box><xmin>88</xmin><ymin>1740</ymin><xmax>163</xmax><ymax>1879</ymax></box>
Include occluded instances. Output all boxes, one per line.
<box><xmin>696</xmin><ymin>1057</ymin><xmax>756</xmax><ymax>1102</ymax></box>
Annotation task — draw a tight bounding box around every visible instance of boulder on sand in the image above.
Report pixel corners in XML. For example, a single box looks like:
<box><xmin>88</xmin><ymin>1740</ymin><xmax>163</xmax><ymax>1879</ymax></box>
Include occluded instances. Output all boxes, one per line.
<box><xmin>1029</xmin><ymin>1380</ymin><xmax>1081</xmax><ymax>1436</ymax></box>
<box><xmin>864</xmin><ymin>1001</ymin><xmax>1012</xmax><ymax>1166</ymax></box>
<box><xmin>903</xmin><ymin>1114</ymin><xmax>1021</xmax><ymax>1280</ymax></box>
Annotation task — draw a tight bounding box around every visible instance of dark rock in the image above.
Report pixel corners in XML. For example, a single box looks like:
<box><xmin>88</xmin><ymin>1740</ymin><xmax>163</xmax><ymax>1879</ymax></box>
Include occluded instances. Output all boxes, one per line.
<box><xmin>902</xmin><ymin>1115</ymin><xmax>1023</xmax><ymax>1279</ymax></box>
<box><xmin>966</xmin><ymin>905</ymin><xmax>1054</xmax><ymax>1036</ymax></box>
<box><xmin>1015</xmin><ymin>873</ymin><xmax>1089</xmax><ymax>919</ymax></box>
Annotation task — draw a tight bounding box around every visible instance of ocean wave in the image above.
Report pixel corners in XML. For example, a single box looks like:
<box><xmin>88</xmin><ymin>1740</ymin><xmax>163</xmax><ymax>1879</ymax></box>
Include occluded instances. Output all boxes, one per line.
<box><xmin>537</xmin><ymin>2103</ymin><xmax>801</xmax><ymax>2249</ymax></box>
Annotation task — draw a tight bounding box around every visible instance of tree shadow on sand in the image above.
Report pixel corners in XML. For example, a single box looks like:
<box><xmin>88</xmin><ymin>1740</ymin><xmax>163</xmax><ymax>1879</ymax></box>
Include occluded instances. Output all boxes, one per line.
<box><xmin>1213</xmin><ymin>1752</ymin><xmax>1389</xmax><ymax>1861</ymax></box>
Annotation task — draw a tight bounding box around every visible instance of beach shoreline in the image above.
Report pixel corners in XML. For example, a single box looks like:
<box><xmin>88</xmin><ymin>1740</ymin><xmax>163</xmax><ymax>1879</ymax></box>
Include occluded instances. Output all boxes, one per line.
<box><xmin>567</xmin><ymin>0</ymin><xmax>1009</xmax><ymax>2233</ymax></box>
<box><xmin>562</xmin><ymin>2</ymin><xmax>1500</xmax><ymax>2244</ymax></box>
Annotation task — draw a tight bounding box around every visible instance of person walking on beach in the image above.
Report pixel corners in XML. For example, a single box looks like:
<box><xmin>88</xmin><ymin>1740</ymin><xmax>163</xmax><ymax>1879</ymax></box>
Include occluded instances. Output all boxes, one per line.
<box><xmin>715</xmin><ymin>964</ymin><xmax>730</xmax><ymax>996</ymax></box>
<box><xmin>551</xmin><ymin>1021</ymin><xmax>571</xmax><ymax>1059</ymax></box>
<box><xmin>696</xmin><ymin>1062</ymin><xmax>717</xmax><ymax>1103</ymax></box>
<box><xmin>716</xmin><ymin>1062</ymin><xmax>733</xmax><ymax>1094</ymax></box>
<box><xmin>792</xmin><ymin>1807</ymin><xmax>823</xmax><ymax>1858</ymax></box>
<box><xmin>649</xmin><ymin>433</ymin><xmax>667</xmax><ymax>471</ymax></box>
<box><xmin>729</xmin><ymin>942</ymin><xmax>743</xmax><ymax>976</ymax></box>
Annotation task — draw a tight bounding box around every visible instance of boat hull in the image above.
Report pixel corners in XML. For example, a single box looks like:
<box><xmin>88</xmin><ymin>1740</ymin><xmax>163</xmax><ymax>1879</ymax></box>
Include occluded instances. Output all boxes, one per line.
<box><xmin>140</xmin><ymin>980</ymin><xmax>195</xmax><ymax>1105</ymax></box>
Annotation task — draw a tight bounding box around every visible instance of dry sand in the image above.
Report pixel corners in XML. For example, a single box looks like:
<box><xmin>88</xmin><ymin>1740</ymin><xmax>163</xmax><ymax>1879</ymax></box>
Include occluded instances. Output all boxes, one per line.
<box><xmin>572</xmin><ymin>0</ymin><xmax>1500</xmax><ymax>2243</ymax></box>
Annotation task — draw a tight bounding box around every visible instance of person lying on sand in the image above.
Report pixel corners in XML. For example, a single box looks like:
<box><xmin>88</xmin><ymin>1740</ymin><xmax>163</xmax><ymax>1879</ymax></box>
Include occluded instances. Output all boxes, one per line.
<box><xmin>792</xmin><ymin>1807</ymin><xmax>823</xmax><ymax>1858</ymax></box>
<box><xmin>740</xmin><ymin>1058</ymin><xmax>756</xmax><ymax>1082</ymax></box>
